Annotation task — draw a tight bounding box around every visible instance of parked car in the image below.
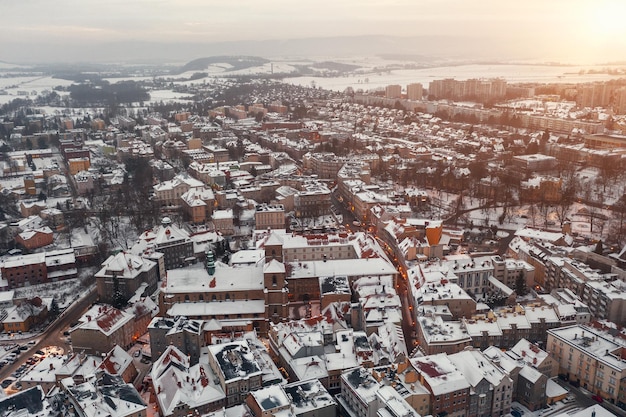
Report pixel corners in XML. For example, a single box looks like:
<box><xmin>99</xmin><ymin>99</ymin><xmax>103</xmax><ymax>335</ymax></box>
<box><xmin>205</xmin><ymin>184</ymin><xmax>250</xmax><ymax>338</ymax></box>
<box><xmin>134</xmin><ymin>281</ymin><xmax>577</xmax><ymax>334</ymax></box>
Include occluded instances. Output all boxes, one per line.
<box><xmin>592</xmin><ymin>395</ymin><xmax>603</xmax><ymax>403</ymax></box>
<box><xmin>1</xmin><ymin>379</ymin><xmax>15</xmax><ymax>388</ymax></box>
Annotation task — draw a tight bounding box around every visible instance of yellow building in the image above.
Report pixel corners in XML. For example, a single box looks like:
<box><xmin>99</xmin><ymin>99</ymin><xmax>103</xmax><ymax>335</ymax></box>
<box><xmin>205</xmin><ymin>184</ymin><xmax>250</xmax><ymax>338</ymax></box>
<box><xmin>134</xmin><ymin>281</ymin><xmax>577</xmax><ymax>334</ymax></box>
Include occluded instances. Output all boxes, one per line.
<box><xmin>68</xmin><ymin>157</ymin><xmax>91</xmax><ymax>175</ymax></box>
<box><xmin>547</xmin><ymin>325</ymin><xmax>626</xmax><ymax>405</ymax></box>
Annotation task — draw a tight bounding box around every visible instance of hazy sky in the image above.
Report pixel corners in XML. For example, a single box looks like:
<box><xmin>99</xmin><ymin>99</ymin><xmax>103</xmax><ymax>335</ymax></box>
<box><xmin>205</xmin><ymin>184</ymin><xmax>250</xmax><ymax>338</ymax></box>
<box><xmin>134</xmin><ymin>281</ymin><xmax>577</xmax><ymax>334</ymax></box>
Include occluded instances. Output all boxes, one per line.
<box><xmin>2</xmin><ymin>0</ymin><xmax>626</xmax><ymax>63</ymax></box>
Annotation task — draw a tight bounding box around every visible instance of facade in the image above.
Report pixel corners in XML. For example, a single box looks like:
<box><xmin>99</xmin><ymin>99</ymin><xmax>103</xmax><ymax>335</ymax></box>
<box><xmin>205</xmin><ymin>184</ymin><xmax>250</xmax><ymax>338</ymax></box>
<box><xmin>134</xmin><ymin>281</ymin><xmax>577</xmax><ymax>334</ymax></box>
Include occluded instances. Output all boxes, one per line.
<box><xmin>207</xmin><ymin>341</ymin><xmax>264</xmax><ymax>407</ymax></box>
<box><xmin>1</xmin><ymin>249</ymin><xmax>77</xmax><ymax>289</ymax></box>
<box><xmin>158</xmin><ymin>263</ymin><xmax>267</xmax><ymax>332</ymax></box>
<box><xmin>70</xmin><ymin>305</ymin><xmax>136</xmax><ymax>356</ymax></box>
<box><xmin>429</xmin><ymin>78</ymin><xmax>507</xmax><ymax>102</ymax></box>
<box><xmin>2</xmin><ymin>298</ymin><xmax>48</xmax><ymax>333</ymax></box>
<box><xmin>181</xmin><ymin>186</ymin><xmax>215</xmax><ymax>224</ymax></box>
<box><xmin>337</xmin><ymin>368</ymin><xmax>382</xmax><ymax>417</ymax></box>
<box><xmin>95</xmin><ymin>251</ymin><xmax>158</xmax><ymax>305</ymax></box>
<box><xmin>407</xmin><ymin>83</ymin><xmax>424</xmax><ymax>101</ymax></box>
<box><xmin>547</xmin><ymin>325</ymin><xmax>626</xmax><ymax>407</ymax></box>
<box><xmin>212</xmin><ymin>209</ymin><xmax>235</xmax><ymax>235</ymax></box>
<box><xmin>148</xmin><ymin>316</ymin><xmax>204</xmax><ymax>365</ymax></box>
<box><xmin>411</xmin><ymin>353</ymin><xmax>471</xmax><ymax>417</ymax></box>
<box><xmin>15</xmin><ymin>226</ymin><xmax>53</xmax><ymax>250</ymax></box>
<box><xmin>255</xmin><ymin>203</ymin><xmax>286</xmax><ymax>230</ymax></box>
<box><xmin>153</xmin><ymin>174</ymin><xmax>204</xmax><ymax>206</ymax></box>
<box><xmin>582</xmin><ymin>280</ymin><xmax>626</xmax><ymax>327</ymax></box>
<box><xmin>150</xmin><ymin>345</ymin><xmax>226</xmax><ymax>417</ymax></box>
<box><xmin>385</xmin><ymin>84</ymin><xmax>402</xmax><ymax>99</ymax></box>
<box><xmin>135</xmin><ymin>221</ymin><xmax>195</xmax><ymax>270</ymax></box>
<box><xmin>416</xmin><ymin>315</ymin><xmax>472</xmax><ymax>355</ymax></box>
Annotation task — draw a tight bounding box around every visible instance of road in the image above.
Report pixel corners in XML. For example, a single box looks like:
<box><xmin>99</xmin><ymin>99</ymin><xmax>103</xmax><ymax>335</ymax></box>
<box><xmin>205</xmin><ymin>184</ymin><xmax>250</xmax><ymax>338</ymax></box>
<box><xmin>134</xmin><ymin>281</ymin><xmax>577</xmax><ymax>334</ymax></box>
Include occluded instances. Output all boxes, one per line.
<box><xmin>553</xmin><ymin>378</ymin><xmax>626</xmax><ymax>416</ymax></box>
<box><xmin>0</xmin><ymin>286</ymin><xmax>98</xmax><ymax>384</ymax></box>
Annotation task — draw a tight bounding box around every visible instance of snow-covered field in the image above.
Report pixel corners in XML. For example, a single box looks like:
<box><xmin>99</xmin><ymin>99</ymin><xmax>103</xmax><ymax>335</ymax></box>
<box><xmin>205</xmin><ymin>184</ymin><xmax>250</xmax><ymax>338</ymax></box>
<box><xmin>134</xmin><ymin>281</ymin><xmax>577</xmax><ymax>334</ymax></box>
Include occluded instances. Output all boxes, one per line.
<box><xmin>0</xmin><ymin>75</ymin><xmax>73</xmax><ymax>105</ymax></box>
<box><xmin>284</xmin><ymin>63</ymin><xmax>626</xmax><ymax>92</ymax></box>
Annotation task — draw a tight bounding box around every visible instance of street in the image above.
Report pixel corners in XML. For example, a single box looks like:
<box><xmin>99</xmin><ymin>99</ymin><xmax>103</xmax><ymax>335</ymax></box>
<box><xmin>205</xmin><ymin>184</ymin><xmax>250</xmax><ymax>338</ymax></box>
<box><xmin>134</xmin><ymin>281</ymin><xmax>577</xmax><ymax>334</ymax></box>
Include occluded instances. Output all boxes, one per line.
<box><xmin>0</xmin><ymin>286</ymin><xmax>98</xmax><ymax>384</ymax></box>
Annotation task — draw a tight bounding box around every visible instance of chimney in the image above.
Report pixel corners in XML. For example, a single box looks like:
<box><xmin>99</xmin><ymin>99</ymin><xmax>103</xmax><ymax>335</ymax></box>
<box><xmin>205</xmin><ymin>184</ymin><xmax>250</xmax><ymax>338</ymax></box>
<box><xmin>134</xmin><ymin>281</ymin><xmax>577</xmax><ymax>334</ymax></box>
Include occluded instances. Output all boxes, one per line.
<box><xmin>87</xmin><ymin>315</ymin><xmax>91</xmax><ymax>321</ymax></box>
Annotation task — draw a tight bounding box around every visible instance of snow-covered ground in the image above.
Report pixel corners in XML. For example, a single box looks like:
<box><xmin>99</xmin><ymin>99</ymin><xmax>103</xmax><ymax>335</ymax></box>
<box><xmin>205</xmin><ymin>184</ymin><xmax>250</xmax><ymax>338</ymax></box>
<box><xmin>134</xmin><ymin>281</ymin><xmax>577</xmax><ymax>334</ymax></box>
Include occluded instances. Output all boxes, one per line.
<box><xmin>0</xmin><ymin>75</ymin><xmax>73</xmax><ymax>105</ymax></box>
<box><xmin>284</xmin><ymin>63</ymin><xmax>626</xmax><ymax>92</ymax></box>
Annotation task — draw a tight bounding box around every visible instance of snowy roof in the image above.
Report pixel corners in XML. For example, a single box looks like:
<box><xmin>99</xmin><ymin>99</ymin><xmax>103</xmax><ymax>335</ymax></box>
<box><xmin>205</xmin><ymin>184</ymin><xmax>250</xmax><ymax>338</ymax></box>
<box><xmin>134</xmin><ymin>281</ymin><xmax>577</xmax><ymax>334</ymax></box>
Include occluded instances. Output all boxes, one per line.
<box><xmin>264</xmin><ymin>258</ymin><xmax>286</xmax><ymax>274</ymax></box>
<box><xmin>18</xmin><ymin>226</ymin><xmax>53</xmax><ymax>241</ymax></box>
<box><xmin>230</xmin><ymin>249</ymin><xmax>264</xmax><ymax>265</ymax></box>
<box><xmin>164</xmin><ymin>263</ymin><xmax>264</xmax><ymax>293</ymax></box>
<box><xmin>462</xmin><ymin>317</ymin><xmax>503</xmax><ymax>337</ymax></box>
<box><xmin>290</xmin><ymin>355</ymin><xmax>330</xmax><ymax>381</ymax></box>
<box><xmin>151</xmin><ymin>345</ymin><xmax>225</xmax><ymax>416</ymax></box>
<box><xmin>515</xmin><ymin>227</ymin><xmax>568</xmax><ymax>244</ymax></box>
<box><xmin>545</xmin><ymin>378</ymin><xmax>568</xmax><ymax>399</ymax></box>
<box><xmin>418</xmin><ymin>315</ymin><xmax>471</xmax><ymax>345</ymax></box>
<box><xmin>288</xmin><ymin>258</ymin><xmax>396</xmax><ymax>280</ymax></box>
<box><xmin>181</xmin><ymin>186</ymin><xmax>215</xmax><ymax>206</ymax></box>
<box><xmin>377</xmin><ymin>385</ymin><xmax>419</xmax><ymax>417</ymax></box>
<box><xmin>519</xmin><ymin>364</ymin><xmax>543</xmax><ymax>383</ymax></box>
<box><xmin>153</xmin><ymin>173</ymin><xmax>203</xmax><ymax>192</ymax></box>
<box><xmin>342</xmin><ymin>367</ymin><xmax>381</xmax><ymax>404</ymax></box>
<box><xmin>2</xmin><ymin>252</ymin><xmax>45</xmax><ymax>268</ymax></box>
<box><xmin>370</xmin><ymin>322</ymin><xmax>408</xmax><ymax>364</ymax></box>
<box><xmin>483</xmin><ymin>346</ymin><xmax>524</xmax><ymax>375</ymax></box>
<box><xmin>548</xmin><ymin>325</ymin><xmax>626</xmax><ymax>371</ymax></box>
<box><xmin>74</xmin><ymin>305</ymin><xmax>133</xmax><ymax>336</ymax></box>
<box><xmin>494</xmin><ymin>309</ymin><xmax>531</xmax><ymax>330</ymax></box>
<box><xmin>67</xmin><ymin>373</ymin><xmax>147</xmax><ymax>417</ymax></box>
<box><xmin>554</xmin><ymin>404</ymin><xmax>618</xmax><ymax>417</ymax></box>
<box><xmin>98</xmin><ymin>345</ymin><xmax>134</xmax><ymax>376</ymax></box>
<box><xmin>21</xmin><ymin>355</ymin><xmax>67</xmax><ymax>385</ymax></box>
<box><xmin>0</xmin><ymin>386</ymin><xmax>47</xmax><ymax>416</ymax></box>
<box><xmin>207</xmin><ymin>340</ymin><xmax>263</xmax><ymax>382</ymax></box>
<box><xmin>167</xmin><ymin>300</ymin><xmax>265</xmax><ymax>318</ymax></box>
<box><xmin>449</xmin><ymin>349</ymin><xmax>511</xmax><ymax>388</ymax></box>
<box><xmin>212</xmin><ymin>208</ymin><xmax>233</xmax><ymax>220</ymax></box>
<box><xmin>411</xmin><ymin>353</ymin><xmax>470</xmax><ymax>395</ymax></box>
<box><xmin>249</xmin><ymin>385</ymin><xmax>290</xmax><ymax>412</ymax></box>
<box><xmin>95</xmin><ymin>251</ymin><xmax>156</xmax><ymax>279</ymax></box>
<box><xmin>284</xmin><ymin>379</ymin><xmax>336</xmax><ymax>414</ymax></box>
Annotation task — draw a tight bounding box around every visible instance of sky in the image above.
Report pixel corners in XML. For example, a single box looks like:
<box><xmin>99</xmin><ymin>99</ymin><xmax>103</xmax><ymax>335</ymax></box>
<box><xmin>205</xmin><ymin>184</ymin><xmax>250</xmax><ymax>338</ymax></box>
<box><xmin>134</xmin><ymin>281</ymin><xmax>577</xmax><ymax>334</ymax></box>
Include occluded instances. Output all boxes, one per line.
<box><xmin>2</xmin><ymin>0</ymin><xmax>626</xmax><ymax>64</ymax></box>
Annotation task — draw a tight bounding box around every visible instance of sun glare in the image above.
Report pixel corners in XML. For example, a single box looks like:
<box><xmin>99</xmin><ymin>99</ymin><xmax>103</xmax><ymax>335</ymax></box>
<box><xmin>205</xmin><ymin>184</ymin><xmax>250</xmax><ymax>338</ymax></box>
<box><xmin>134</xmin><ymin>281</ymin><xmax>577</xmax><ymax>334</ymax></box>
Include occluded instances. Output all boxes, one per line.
<box><xmin>589</xmin><ymin>0</ymin><xmax>626</xmax><ymax>41</ymax></box>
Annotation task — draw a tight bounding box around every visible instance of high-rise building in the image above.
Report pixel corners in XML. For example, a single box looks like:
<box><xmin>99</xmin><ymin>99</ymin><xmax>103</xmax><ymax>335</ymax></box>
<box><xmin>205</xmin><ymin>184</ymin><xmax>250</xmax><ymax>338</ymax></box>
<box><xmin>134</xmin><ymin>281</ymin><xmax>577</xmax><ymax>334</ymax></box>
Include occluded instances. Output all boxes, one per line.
<box><xmin>407</xmin><ymin>83</ymin><xmax>423</xmax><ymax>101</ymax></box>
<box><xmin>385</xmin><ymin>84</ymin><xmax>402</xmax><ymax>99</ymax></box>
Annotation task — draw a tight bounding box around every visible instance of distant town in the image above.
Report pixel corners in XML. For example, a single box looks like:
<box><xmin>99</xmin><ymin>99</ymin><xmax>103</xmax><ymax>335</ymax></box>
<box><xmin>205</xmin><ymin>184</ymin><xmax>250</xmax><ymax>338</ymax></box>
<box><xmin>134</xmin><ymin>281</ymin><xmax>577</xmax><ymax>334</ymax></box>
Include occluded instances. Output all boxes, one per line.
<box><xmin>0</xmin><ymin>58</ymin><xmax>626</xmax><ymax>417</ymax></box>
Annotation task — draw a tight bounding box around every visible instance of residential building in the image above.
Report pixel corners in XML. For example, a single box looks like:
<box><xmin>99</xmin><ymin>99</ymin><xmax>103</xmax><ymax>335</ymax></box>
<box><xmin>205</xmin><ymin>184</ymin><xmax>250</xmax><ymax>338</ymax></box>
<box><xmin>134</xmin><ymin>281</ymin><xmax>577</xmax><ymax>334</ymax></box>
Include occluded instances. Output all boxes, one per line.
<box><xmin>150</xmin><ymin>345</ymin><xmax>225</xmax><ymax>416</ymax></box>
<box><xmin>94</xmin><ymin>251</ymin><xmax>158</xmax><ymax>305</ymax></box>
<box><xmin>547</xmin><ymin>324</ymin><xmax>626</xmax><ymax>406</ymax></box>
<box><xmin>407</xmin><ymin>83</ymin><xmax>423</xmax><ymax>101</ymax></box>
<box><xmin>206</xmin><ymin>341</ymin><xmax>264</xmax><ymax>407</ymax></box>
<box><xmin>70</xmin><ymin>305</ymin><xmax>135</xmax><ymax>355</ymax></box>
<box><xmin>411</xmin><ymin>353</ymin><xmax>470</xmax><ymax>417</ymax></box>
<box><xmin>255</xmin><ymin>203</ymin><xmax>285</xmax><ymax>230</ymax></box>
